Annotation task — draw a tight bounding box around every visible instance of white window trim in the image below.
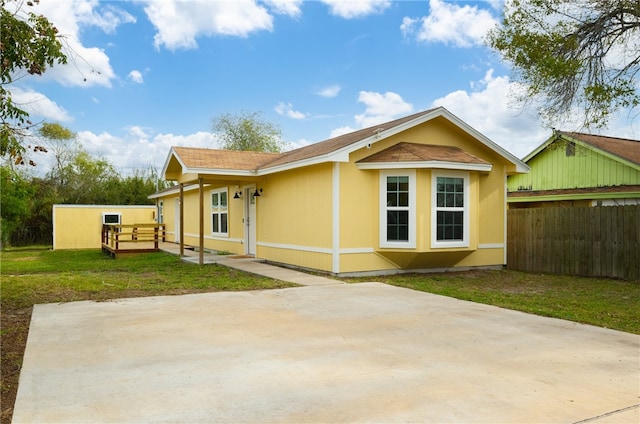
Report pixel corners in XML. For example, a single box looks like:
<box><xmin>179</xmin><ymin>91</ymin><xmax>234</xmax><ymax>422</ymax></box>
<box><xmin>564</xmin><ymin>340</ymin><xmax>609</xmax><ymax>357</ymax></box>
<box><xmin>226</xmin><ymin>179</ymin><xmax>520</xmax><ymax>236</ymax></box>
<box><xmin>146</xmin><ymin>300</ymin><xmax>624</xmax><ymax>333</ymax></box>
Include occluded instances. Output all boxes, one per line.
<box><xmin>210</xmin><ymin>188</ymin><xmax>229</xmax><ymax>237</ymax></box>
<box><xmin>431</xmin><ymin>170</ymin><xmax>470</xmax><ymax>248</ymax></box>
<box><xmin>380</xmin><ymin>170</ymin><xmax>416</xmax><ymax>249</ymax></box>
<box><xmin>101</xmin><ymin>212</ymin><xmax>121</xmax><ymax>225</ymax></box>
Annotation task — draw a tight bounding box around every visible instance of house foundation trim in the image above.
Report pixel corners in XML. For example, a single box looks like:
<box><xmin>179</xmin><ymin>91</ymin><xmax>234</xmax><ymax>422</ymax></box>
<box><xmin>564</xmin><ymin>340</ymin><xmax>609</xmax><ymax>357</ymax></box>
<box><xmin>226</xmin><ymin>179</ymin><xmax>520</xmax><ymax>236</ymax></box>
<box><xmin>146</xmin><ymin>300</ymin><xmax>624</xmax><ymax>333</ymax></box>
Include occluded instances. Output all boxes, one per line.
<box><xmin>180</xmin><ymin>233</ymin><xmax>243</xmax><ymax>244</ymax></box>
<box><xmin>258</xmin><ymin>241</ymin><xmax>332</xmax><ymax>254</ymax></box>
<box><xmin>257</xmin><ymin>241</ymin><xmax>375</xmax><ymax>256</ymax></box>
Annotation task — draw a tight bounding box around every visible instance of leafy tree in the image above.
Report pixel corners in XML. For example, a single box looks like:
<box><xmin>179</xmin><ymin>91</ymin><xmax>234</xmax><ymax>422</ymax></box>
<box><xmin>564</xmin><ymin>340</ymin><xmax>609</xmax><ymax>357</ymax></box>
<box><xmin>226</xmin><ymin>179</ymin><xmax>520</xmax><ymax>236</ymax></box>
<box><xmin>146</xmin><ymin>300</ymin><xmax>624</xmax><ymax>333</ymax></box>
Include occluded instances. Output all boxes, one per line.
<box><xmin>101</xmin><ymin>168</ymin><xmax>159</xmax><ymax>205</ymax></box>
<box><xmin>212</xmin><ymin>110</ymin><xmax>285</xmax><ymax>153</ymax></box>
<box><xmin>487</xmin><ymin>0</ymin><xmax>640</xmax><ymax>128</ymax></box>
<box><xmin>39</xmin><ymin>122</ymin><xmax>76</xmax><ymax>183</ymax></box>
<box><xmin>61</xmin><ymin>149</ymin><xmax>117</xmax><ymax>204</ymax></box>
<box><xmin>0</xmin><ymin>165</ymin><xmax>34</xmax><ymax>247</ymax></box>
<box><xmin>15</xmin><ymin>175</ymin><xmax>56</xmax><ymax>245</ymax></box>
<box><xmin>1</xmin><ymin>0</ymin><xmax>67</xmax><ymax>163</ymax></box>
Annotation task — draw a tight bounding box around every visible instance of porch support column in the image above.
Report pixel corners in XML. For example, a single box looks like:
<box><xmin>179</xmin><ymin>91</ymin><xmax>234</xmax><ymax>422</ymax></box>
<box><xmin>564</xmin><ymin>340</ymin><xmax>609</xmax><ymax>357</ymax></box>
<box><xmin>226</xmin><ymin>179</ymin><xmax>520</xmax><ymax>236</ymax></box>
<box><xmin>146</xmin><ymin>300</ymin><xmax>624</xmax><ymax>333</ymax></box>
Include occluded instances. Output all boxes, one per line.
<box><xmin>179</xmin><ymin>183</ymin><xmax>184</xmax><ymax>257</ymax></box>
<box><xmin>332</xmin><ymin>162</ymin><xmax>340</xmax><ymax>273</ymax></box>
<box><xmin>199</xmin><ymin>177</ymin><xmax>204</xmax><ymax>265</ymax></box>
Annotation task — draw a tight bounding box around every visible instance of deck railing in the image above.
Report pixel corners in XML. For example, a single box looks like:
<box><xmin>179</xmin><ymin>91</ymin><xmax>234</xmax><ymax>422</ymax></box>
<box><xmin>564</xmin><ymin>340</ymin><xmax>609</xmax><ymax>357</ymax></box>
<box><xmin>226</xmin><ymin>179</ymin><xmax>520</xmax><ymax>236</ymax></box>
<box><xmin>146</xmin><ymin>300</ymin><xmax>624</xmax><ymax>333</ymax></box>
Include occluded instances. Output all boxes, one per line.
<box><xmin>101</xmin><ymin>223</ymin><xmax>166</xmax><ymax>257</ymax></box>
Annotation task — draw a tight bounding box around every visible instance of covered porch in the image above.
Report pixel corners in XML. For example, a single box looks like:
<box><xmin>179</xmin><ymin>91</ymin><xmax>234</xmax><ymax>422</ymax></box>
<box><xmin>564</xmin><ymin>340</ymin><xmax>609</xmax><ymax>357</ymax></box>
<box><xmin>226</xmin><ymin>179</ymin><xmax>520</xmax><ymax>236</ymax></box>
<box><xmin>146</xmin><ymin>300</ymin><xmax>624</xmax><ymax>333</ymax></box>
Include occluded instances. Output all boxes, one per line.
<box><xmin>157</xmin><ymin>147</ymin><xmax>279</xmax><ymax>265</ymax></box>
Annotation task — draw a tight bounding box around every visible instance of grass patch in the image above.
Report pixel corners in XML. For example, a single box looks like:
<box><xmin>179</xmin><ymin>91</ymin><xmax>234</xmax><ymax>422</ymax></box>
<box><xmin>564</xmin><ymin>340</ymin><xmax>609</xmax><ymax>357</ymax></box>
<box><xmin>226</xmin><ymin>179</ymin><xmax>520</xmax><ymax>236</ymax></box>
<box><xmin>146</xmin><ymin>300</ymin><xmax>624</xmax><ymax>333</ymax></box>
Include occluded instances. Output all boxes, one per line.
<box><xmin>0</xmin><ymin>248</ymin><xmax>295</xmax><ymax>424</ymax></box>
<box><xmin>1</xmin><ymin>249</ymin><xmax>295</xmax><ymax>306</ymax></box>
<box><xmin>343</xmin><ymin>269</ymin><xmax>640</xmax><ymax>335</ymax></box>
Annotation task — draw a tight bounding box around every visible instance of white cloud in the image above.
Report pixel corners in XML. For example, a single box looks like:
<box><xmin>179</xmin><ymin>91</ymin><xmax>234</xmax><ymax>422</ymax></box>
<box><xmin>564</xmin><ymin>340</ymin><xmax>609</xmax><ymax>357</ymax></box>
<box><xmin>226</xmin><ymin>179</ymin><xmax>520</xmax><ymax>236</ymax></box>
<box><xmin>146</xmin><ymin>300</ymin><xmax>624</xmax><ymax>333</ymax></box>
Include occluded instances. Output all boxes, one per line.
<box><xmin>11</xmin><ymin>87</ymin><xmax>73</xmax><ymax>123</ymax></box>
<box><xmin>32</xmin><ymin>0</ymin><xmax>135</xmax><ymax>87</ymax></box>
<box><xmin>275</xmin><ymin>102</ymin><xmax>306</xmax><ymax>119</ymax></box>
<box><xmin>72</xmin><ymin>2</ymin><xmax>137</xmax><ymax>33</ymax></box>
<box><xmin>128</xmin><ymin>70</ymin><xmax>144</xmax><ymax>84</ymax></box>
<box><xmin>263</xmin><ymin>0</ymin><xmax>303</xmax><ymax>18</ymax></box>
<box><xmin>75</xmin><ymin>130</ymin><xmax>219</xmax><ymax>174</ymax></box>
<box><xmin>321</xmin><ymin>0</ymin><xmax>391</xmax><ymax>19</ymax></box>
<box><xmin>287</xmin><ymin>137</ymin><xmax>313</xmax><ymax>151</ymax></box>
<box><xmin>354</xmin><ymin>91</ymin><xmax>413</xmax><ymax>128</ymax></box>
<box><xmin>144</xmin><ymin>0</ymin><xmax>274</xmax><ymax>50</ymax></box>
<box><xmin>402</xmin><ymin>0</ymin><xmax>498</xmax><ymax>48</ymax></box>
<box><xmin>330</xmin><ymin>126</ymin><xmax>357</xmax><ymax>138</ymax></box>
<box><xmin>127</xmin><ymin>126</ymin><xmax>150</xmax><ymax>139</ymax></box>
<box><xmin>431</xmin><ymin>69</ymin><xmax>548</xmax><ymax>158</ymax></box>
<box><xmin>316</xmin><ymin>85</ymin><xmax>341</xmax><ymax>98</ymax></box>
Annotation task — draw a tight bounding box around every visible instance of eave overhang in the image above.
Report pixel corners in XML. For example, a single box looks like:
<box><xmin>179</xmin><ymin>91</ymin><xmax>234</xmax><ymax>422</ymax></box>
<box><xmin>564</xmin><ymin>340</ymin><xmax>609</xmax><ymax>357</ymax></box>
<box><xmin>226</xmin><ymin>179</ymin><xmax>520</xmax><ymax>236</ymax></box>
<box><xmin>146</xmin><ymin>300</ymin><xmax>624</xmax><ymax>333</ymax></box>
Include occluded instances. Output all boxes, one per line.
<box><xmin>356</xmin><ymin>161</ymin><xmax>493</xmax><ymax>172</ymax></box>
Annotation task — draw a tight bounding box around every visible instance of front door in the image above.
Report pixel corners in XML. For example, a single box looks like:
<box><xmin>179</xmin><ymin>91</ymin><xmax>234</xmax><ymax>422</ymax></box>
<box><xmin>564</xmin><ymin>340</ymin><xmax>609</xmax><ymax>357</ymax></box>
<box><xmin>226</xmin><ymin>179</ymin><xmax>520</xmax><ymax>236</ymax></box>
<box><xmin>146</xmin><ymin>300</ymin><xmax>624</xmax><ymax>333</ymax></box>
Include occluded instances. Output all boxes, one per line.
<box><xmin>244</xmin><ymin>187</ymin><xmax>257</xmax><ymax>255</ymax></box>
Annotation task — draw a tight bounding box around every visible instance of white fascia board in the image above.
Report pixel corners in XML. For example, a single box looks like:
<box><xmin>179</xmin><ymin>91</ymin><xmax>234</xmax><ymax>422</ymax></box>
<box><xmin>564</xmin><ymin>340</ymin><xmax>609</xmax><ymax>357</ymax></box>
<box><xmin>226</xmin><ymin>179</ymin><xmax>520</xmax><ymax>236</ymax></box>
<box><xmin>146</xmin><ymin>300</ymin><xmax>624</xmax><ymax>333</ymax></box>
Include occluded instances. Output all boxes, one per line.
<box><xmin>257</xmin><ymin>110</ymin><xmax>444</xmax><ymax>175</ymax></box>
<box><xmin>147</xmin><ymin>183</ymin><xmax>207</xmax><ymax>199</ymax></box>
<box><xmin>183</xmin><ymin>167</ymin><xmax>258</xmax><ymax>177</ymax></box>
<box><xmin>53</xmin><ymin>204</ymin><xmax>156</xmax><ymax>209</ymax></box>
<box><xmin>160</xmin><ymin>147</ymin><xmax>185</xmax><ymax>177</ymax></box>
<box><xmin>357</xmin><ymin>161</ymin><xmax>493</xmax><ymax>172</ymax></box>
<box><xmin>522</xmin><ymin>134</ymin><xmax>555</xmax><ymax>162</ymax></box>
<box><xmin>257</xmin><ymin>151</ymin><xmax>351</xmax><ymax>175</ymax></box>
<box><xmin>439</xmin><ymin>108</ymin><xmax>530</xmax><ymax>173</ymax></box>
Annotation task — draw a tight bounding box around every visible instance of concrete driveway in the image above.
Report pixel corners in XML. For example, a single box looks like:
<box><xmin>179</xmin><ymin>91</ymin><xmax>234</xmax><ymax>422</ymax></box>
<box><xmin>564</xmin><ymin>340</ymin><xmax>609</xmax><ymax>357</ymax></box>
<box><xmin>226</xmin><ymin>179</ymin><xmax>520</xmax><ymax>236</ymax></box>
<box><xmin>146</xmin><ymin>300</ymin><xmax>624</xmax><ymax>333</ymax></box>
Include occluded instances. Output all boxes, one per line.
<box><xmin>12</xmin><ymin>283</ymin><xmax>640</xmax><ymax>423</ymax></box>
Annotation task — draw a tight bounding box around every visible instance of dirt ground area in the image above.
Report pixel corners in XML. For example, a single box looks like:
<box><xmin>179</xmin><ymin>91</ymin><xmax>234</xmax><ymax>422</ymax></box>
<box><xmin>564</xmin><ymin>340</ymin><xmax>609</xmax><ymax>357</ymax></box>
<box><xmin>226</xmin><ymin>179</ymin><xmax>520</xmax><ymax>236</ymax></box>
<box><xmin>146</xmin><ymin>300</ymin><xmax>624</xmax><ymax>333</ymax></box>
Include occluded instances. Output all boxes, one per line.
<box><xmin>1</xmin><ymin>309</ymin><xmax>31</xmax><ymax>424</ymax></box>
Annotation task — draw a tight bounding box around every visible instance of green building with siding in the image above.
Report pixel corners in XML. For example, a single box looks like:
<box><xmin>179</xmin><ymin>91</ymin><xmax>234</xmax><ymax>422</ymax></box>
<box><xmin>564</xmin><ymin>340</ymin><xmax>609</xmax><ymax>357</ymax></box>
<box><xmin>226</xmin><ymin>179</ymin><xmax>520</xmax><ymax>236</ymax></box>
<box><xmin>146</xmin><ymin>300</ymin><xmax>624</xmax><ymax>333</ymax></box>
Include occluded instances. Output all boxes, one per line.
<box><xmin>507</xmin><ymin>131</ymin><xmax>640</xmax><ymax>208</ymax></box>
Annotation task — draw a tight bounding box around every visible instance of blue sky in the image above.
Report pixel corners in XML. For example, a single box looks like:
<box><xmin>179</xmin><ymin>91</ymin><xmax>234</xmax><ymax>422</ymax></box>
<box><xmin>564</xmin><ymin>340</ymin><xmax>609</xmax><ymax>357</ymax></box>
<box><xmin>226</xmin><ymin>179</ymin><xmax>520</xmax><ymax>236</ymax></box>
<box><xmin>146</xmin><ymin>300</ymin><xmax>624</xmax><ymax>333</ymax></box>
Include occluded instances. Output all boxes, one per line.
<box><xmin>11</xmin><ymin>0</ymin><xmax>638</xmax><ymax>174</ymax></box>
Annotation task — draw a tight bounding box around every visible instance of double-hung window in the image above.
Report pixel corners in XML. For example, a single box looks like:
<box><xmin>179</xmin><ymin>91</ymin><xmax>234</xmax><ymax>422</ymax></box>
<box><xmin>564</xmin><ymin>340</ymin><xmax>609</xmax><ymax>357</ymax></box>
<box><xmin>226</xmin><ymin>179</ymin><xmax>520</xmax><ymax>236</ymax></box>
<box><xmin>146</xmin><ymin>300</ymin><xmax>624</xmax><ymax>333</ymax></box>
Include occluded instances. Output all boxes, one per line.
<box><xmin>380</xmin><ymin>170</ymin><xmax>415</xmax><ymax>248</ymax></box>
<box><xmin>211</xmin><ymin>189</ymin><xmax>228</xmax><ymax>236</ymax></box>
<box><xmin>431</xmin><ymin>171</ymin><xmax>469</xmax><ymax>248</ymax></box>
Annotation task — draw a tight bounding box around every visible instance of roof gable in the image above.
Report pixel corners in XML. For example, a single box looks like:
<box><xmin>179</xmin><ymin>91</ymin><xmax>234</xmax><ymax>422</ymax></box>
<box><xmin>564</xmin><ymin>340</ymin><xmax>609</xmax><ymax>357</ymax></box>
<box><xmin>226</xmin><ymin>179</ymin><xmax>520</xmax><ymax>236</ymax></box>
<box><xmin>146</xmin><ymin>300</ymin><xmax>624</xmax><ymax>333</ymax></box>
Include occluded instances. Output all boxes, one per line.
<box><xmin>524</xmin><ymin>131</ymin><xmax>640</xmax><ymax>169</ymax></box>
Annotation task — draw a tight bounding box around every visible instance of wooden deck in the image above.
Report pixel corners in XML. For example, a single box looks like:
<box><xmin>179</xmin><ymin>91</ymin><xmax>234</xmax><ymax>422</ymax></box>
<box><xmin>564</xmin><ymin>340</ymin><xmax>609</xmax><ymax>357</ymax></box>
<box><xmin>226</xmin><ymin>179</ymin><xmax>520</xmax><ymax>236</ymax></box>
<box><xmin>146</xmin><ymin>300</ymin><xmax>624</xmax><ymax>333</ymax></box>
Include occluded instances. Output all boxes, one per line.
<box><xmin>101</xmin><ymin>224</ymin><xmax>166</xmax><ymax>258</ymax></box>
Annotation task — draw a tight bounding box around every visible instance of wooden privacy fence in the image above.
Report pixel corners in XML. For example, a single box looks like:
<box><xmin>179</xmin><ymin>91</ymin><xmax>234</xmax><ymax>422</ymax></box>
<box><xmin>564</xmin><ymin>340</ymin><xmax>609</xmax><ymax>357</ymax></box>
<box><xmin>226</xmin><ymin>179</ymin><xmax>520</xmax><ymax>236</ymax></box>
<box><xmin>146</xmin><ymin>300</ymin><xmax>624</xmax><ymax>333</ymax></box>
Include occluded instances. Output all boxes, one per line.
<box><xmin>507</xmin><ymin>205</ymin><xmax>639</xmax><ymax>280</ymax></box>
<box><xmin>102</xmin><ymin>223</ymin><xmax>166</xmax><ymax>257</ymax></box>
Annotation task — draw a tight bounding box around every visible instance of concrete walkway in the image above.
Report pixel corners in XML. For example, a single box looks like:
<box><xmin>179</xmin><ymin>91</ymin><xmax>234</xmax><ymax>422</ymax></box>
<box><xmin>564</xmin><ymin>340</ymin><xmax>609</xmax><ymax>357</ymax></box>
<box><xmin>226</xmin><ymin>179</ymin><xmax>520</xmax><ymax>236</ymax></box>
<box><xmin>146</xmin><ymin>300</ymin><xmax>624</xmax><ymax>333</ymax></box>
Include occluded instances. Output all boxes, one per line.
<box><xmin>13</xmin><ymin>280</ymin><xmax>640</xmax><ymax>423</ymax></box>
<box><xmin>159</xmin><ymin>243</ymin><xmax>343</xmax><ymax>286</ymax></box>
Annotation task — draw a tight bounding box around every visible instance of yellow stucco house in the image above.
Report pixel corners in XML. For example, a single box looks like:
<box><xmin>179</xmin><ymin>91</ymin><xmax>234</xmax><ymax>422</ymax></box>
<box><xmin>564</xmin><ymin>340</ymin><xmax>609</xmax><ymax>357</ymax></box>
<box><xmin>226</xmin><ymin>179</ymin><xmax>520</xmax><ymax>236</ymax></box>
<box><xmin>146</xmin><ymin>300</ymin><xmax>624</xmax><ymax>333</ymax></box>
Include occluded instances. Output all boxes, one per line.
<box><xmin>150</xmin><ymin>107</ymin><xmax>529</xmax><ymax>275</ymax></box>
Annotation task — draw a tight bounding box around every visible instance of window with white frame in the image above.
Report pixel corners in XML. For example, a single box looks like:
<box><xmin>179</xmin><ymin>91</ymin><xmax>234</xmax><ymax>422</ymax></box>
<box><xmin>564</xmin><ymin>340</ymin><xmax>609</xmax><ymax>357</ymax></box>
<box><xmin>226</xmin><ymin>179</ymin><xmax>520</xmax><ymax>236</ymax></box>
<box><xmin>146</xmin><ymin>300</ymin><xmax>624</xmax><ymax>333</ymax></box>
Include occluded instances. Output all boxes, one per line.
<box><xmin>431</xmin><ymin>171</ymin><xmax>469</xmax><ymax>248</ymax></box>
<box><xmin>158</xmin><ymin>201</ymin><xmax>164</xmax><ymax>224</ymax></box>
<box><xmin>380</xmin><ymin>171</ymin><xmax>416</xmax><ymax>248</ymax></box>
<box><xmin>102</xmin><ymin>212</ymin><xmax>121</xmax><ymax>225</ymax></box>
<box><xmin>211</xmin><ymin>188</ymin><xmax>228</xmax><ymax>236</ymax></box>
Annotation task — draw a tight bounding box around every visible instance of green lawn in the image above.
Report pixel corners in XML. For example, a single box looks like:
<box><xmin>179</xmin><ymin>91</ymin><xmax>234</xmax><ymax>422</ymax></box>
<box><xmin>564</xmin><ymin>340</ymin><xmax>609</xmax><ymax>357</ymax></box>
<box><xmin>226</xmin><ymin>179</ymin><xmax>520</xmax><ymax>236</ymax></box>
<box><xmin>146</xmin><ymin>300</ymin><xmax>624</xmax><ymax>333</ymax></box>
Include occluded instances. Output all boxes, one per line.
<box><xmin>343</xmin><ymin>269</ymin><xmax>640</xmax><ymax>335</ymax></box>
<box><xmin>1</xmin><ymin>248</ymin><xmax>295</xmax><ymax>308</ymax></box>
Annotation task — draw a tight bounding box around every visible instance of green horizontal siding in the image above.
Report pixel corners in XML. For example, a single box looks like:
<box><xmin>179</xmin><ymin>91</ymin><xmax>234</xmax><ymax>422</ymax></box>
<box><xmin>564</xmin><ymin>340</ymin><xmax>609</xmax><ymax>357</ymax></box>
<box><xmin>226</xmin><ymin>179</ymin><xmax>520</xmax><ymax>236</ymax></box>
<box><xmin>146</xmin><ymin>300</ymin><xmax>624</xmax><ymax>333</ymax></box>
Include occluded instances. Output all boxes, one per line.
<box><xmin>508</xmin><ymin>141</ymin><xmax>640</xmax><ymax>191</ymax></box>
